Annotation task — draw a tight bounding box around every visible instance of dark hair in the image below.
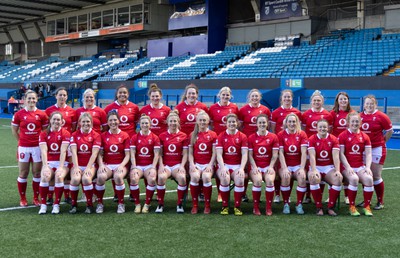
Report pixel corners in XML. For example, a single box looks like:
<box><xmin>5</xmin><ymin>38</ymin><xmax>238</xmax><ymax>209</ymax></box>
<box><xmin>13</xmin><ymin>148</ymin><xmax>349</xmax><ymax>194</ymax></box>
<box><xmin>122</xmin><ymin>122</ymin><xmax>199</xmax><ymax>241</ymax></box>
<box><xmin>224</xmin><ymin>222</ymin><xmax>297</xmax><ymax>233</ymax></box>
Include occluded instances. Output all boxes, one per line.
<box><xmin>114</xmin><ymin>84</ymin><xmax>129</xmax><ymax>101</ymax></box>
<box><xmin>181</xmin><ymin>83</ymin><xmax>199</xmax><ymax>102</ymax></box>
<box><xmin>333</xmin><ymin>92</ymin><xmax>351</xmax><ymax>113</ymax></box>
<box><xmin>107</xmin><ymin>110</ymin><xmax>120</xmax><ymax>121</ymax></box>
<box><xmin>46</xmin><ymin>111</ymin><xmax>63</xmax><ymax>135</ymax></box>
<box><xmin>147</xmin><ymin>83</ymin><xmax>162</xmax><ymax>97</ymax></box>
<box><xmin>55</xmin><ymin>87</ymin><xmax>67</xmax><ymax>96</ymax></box>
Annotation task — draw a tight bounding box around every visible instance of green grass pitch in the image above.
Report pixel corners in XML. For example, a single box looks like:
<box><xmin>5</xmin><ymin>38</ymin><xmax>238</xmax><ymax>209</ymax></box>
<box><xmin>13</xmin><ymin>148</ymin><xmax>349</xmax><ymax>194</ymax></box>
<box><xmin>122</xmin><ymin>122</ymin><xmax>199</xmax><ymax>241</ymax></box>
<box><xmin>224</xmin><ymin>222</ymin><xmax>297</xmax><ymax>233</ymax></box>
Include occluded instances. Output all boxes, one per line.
<box><xmin>0</xmin><ymin>118</ymin><xmax>400</xmax><ymax>257</ymax></box>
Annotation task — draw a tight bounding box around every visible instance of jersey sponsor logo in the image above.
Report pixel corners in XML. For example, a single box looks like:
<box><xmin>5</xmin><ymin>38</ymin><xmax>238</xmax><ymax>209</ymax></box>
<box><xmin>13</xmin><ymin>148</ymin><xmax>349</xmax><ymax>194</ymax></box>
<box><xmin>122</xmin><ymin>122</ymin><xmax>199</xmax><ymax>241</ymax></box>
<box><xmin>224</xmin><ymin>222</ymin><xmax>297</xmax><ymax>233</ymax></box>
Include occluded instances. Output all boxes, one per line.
<box><xmin>320</xmin><ymin>150</ymin><xmax>329</xmax><ymax>158</ymax></box>
<box><xmin>80</xmin><ymin>144</ymin><xmax>89</xmax><ymax>152</ymax></box>
<box><xmin>140</xmin><ymin>147</ymin><xmax>149</xmax><ymax>155</ymax></box>
<box><xmin>227</xmin><ymin>146</ymin><xmax>236</xmax><ymax>153</ymax></box>
<box><xmin>351</xmin><ymin>144</ymin><xmax>360</xmax><ymax>154</ymax></box>
<box><xmin>50</xmin><ymin>143</ymin><xmax>59</xmax><ymax>151</ymax></box>
<box><xmin>120</xmin><ymin>115</ymin><xmax>128</xmax><ymax>123</ymax></box>
<box><xmin>361</xmin><ymin>123</ymin><xmax>369</xmax><ymax>130</ymax></box>
<box><xmin>110</xmin><ymin>144</ymin><xmax>118</xmax><ymax>152</ymax></box>
<box><xmin>311</xmin><ymin>121</ymin><xmax>318</xmax><ymax>128</ymax></box>
<box><xmin>339</xmin><ymin>118</ymin><xmax>347</xmax><ymax>127</ymax></box>
<box><xmin>187</xmin><ymin>113</ymin><xmax>195</xmax><ymax>122</ymax></box>
<box><xmin>151</xmin><ymin>118</ymin><xmax>159</xmax><ymax>126</ymax></box>
<box><xmin>222</xmin><ymin>116</ymin><xmax>227</xmax><ymax>123</ymax></box>
<box><xmin>27</xmin><ymin>123</ymin><xmax>36</xmax><ymax>131</ymax></box>
<box><xmin>288</xmin><ymin>145</ymin><xmax>297</xmax><ymax>153</ymax></box>
<box><xmin>168</xmin><ymin>144</ymin><xmax>177</xmax><ymax>152</ymax></box>
<box><xmin>258</xmin><ymin>147</ymin><xmax>267</xmax><ymax>155</ymax></box>
<box><xmin>199</xmin><ymin>143</ymin><xmax>207</xmax><ymax>151</ymax></box>
<box><xmin>251</xmin><ymin>116</ymin><xmax>257</xmax><ymax>123</ymax></box>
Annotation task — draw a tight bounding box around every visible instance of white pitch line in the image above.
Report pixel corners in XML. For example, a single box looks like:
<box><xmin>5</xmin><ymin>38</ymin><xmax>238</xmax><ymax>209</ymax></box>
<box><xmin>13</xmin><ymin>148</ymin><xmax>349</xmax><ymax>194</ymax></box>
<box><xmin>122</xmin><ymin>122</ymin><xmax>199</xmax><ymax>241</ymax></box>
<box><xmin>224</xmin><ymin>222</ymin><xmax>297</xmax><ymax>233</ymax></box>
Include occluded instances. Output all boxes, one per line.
<box><xmin>0</xmin><ymin>166</ymin><xmax>18</xmax><ymax>169</ymax></box>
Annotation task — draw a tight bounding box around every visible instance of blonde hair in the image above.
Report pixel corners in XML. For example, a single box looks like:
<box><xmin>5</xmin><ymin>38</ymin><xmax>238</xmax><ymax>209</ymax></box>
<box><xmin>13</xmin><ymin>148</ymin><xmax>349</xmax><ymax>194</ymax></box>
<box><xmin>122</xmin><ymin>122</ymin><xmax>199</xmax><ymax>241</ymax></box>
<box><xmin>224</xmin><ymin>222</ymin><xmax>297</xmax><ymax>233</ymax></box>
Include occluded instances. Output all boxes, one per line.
<box><xmin>217</xmin><ymin>86</ymin><xmax>233</xmax><ymax>100</ymax></box>
<box><xmin>364</xmin><ymin>94</ymin><xmax>377</xmax><ymax>106</ymax></box>
<box><xmin>181</xmin><ymin>84</ymin><xmax>199</xmax><ymax>102</ymax></box>
<box><xmin>82</xmin><ymin>88</ymin><xmax>96</xmax><ymax>108</ymax></box>
<box><xmin>246</xmin><ymin>89</ymin><xmax>262</xmax><ymax>103</ymax></box>
<box><xmin>78</xmin><ymin>112</ymin><xmax>93</xmax><ymax>126</ymax></box>
<box><xmin>310</xmin><ymin>90</ymin><xmax>324</xmax><ymax>103</ymax></box>
<box><xmin>280</xmin><ymin>89</ymin><xmax>294</xmax><ymax>105</ymax></box>
<box><xmin>283</xmin><ymin>113</ymin><xmax>301</xmax><ymax>133</ymax></box>
<box><xmin>190</xmin><ymin>110</ymin><xmax>210</xmax><ymax>145</ymax></box>
<box><xmin>346</xmin><ymin>112</ymin><xmax>361</xmax><ymax>126</ymax></box>
<box><xmin>167</xmin><ymin>110</ymin><xmax>181</xmax><ymax>129</ymax></box>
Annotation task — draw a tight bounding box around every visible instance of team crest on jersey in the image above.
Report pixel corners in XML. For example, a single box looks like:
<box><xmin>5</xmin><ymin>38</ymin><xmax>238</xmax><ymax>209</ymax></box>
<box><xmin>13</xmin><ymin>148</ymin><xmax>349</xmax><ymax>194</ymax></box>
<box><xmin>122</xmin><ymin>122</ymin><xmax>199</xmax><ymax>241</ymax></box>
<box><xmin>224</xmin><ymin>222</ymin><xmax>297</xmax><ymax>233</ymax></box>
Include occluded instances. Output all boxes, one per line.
<box><xmin>88</xmin><ymin>137</ymin><xmax>92</xmax><ymax>141</ymax></box>
<box><xmin>35</xmin><ymin>115</ymin><xmax>40</xmax><ymax>120</ymax></box>
<box><xmin>280</xmin><ymin>113</ymin><xmax>283</xmax><ymax>116</ymax></box>
<box><xmin>148</xmin><ymin>139</ymin><xmax>152</xmax><ymax>144</ymax></box>
<box><xmin>359</xmin><ymin>137</ymin><xmax>363</xmax><ymax>141</ymax></box>
<box><xmin>92</xmin><ymin>112</ymin><xmax>96</xmax><ymax>116</ymax></box>
<box><xmin>316</xmin><ymin>142</ymin><xmax>320</xmax><ymax>146</ymax></box>
<box><xmin>217</xmin><ymin>110</ymin><xmax>220</xmax><ymax>113</ymax></box>
<box><xmin>129</xmin><ymin>108</ymin><xmax>132</xmax><ymax>112</ymax></box>
<box><xmin>138</xmin><ymin>140</ymin><xmax>141</xmax><ymax>143</ymax></box>
<box><xmin>296</xmin><ymin>136</ymin><xmax>299</xmax><ymax>141</ymax></box>
<box><xmin>24</xmin><ymin>116</ymin><xmax>27</xmax><ymax>120</ymax></box>
<box><xmin>229</xmin><ymin>109</ymin><xmax>232</xmax><ymax>113</ymax></box>
<box><xmin>66</xmin><ymin>112</ymin><xmax>69</xmax><ymax>116</ymax></box>
<box><xmin>248</xmin><ymin>111</ymin><xmax>251</xmax><ymax>113</ymax></box>
<box><xmin>148</xmin><ymin>112</ymin><xmax>151</xmax><ymax>115</ymax></box>
<box><xmin>118</xmin><ymin>137</ymin><xmax>122</xmax><ymax>143</ymax></box>
<box><xmin>328</xmin><ymin>142</ymin><xmax>331</xmax><ymax>146</ymax></box>
<box><xmin>206</xmin><ymin>135</ymin><xmax>210</xmax><ymax>140</ymax></box>
<box><xmin>166</xmin><ymin>137</ymin><xmax>169</xmax><ymax>141</ymax></box>
<box><xmin>235</xmin><ymin>138</ymin><xmax>239</xmax><ymax>143</ymax></box>
<box><xmin>160</xmin><ymin>112</ymin><xmax>164</xmax><ymax>116</ymax></box>
<box><xmin>266</xmin><ymin>139</ymin><xmax>270</xmax><ymax>144</ymax></box>
<box><xmin>106</xmin><ymin>138</ymin><xmax>109</xmax><ymax>141</ymax></box>
<box><xmin>284</xmin><ymin>138</ymin><xmax>288</xmax><ymax>142</ymax></box>
<box><xmin>256</xmin><ymin>140</ymin><xmax>258</xmax><ymax>143</ymax></box>
<box><xmin>77</xmin><ymin>137</ymin><xmax>80</xmax><ymax>140</ymax></box>
<box><xmin>224</xmin><ymin>139</ymin><xmax>227</xmax><ymax>142</ymax></box>
<box><xmin>47</xmin><ymin>135</ymin><xmax>50</xmax><ymax>139</ymax></box>
<box><xmin>57</xmin><ymin>135</ymin><xmax>61</xmax><ymax>140</ymax></box>
<box><xmin>373</xmin><ymin>117</ymin><xmax>376</xmax><ymax>121</ymax></box>
<box><xmin>183</xmin><ymin>108</ymin><xmax>186</xmax><ymax>111</ymax></box>
<box><xmin>177</xmin><ymin>137</ymin><xmax>180</xmax><ymax>142</ymax></box>
<box><xmin>348</xmin><ymin>137</ymin><xmax>352</xmax><ymax>141</ymax></box>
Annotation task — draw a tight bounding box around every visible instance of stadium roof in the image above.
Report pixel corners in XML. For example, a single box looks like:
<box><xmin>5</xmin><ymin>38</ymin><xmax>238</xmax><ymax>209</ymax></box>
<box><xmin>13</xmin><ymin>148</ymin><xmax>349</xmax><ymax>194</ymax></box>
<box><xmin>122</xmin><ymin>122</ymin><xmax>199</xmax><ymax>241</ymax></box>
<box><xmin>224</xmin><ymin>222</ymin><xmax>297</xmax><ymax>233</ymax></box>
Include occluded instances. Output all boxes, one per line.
<box><xmin>0</xmin><ymin>0</ymin><xmax>117</xmax><ymax>28</ymax></box>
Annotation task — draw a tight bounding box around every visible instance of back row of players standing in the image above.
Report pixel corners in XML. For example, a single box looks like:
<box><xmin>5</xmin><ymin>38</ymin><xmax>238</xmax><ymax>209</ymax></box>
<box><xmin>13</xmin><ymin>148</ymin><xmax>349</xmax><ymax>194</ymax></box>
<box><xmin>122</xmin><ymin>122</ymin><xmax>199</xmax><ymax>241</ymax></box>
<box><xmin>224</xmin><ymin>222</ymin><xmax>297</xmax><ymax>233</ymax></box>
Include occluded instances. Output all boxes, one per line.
<box><xmin>11</xmin><ymin>84</ymin><xmax>392</xmax><ymax>216</ymax></box>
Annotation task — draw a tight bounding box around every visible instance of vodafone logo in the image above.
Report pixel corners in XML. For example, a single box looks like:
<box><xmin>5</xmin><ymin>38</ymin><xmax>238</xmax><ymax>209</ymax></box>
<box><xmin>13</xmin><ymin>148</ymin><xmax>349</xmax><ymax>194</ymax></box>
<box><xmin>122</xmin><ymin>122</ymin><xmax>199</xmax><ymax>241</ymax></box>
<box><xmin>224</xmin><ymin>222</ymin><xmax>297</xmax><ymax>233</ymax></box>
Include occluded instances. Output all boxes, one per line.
<box><xmin>140</xmin><ymin>147</ymin><xmax>149</xmax><ymax>155</ymax></box>
<box><xmin>27</xmin><ymin>123</ymin><xmax>36</xmax><ymax>131</ymax></box>
<box><xmin>361</xmin><ymin>123</ymin><xmax>369</xmax><ymax>130</ymax></box>
<box><xmin>50</xmin><ymin>143</ymin><xmax>59</xmax><ymax>151</ymax></box>
<box><xmin>80</xmin><ymin>144</ymin><xmax>89</xmax><ymax>152</ymax></box>
<box><xmin>151</xmin><ymin>118</ymin><xmax>159</xmax><ymax>126</ymax></box>
<box><xmin>168</xmin><ymin>144</ymin><xmax>176</xmax><ymax>152</ymax></box>
<box><xmin>222</xmin><ymin>116</ymin><xmax>227</xmax><ymax>123</ymax></box>
<box><xmin>110</xmin><ymin>144</ymin><xmax>118</xmax><ymax>153</ymax></box>
<box><xmin>199</xmin><ymin>143</ymin><xmax>207</xmax><ymax>151</ymax></box>
<box><xmin>250</xmin><ymin>116</ymin><xmax>257</xmax><ymax>123</ymax></box>
<box><xmin>228</xmin><ymin>146</ymin><xmax>236</xmax><ymax>153</ymax></box>
<box><xmin>187</xmin><ymin>114</ymin><xmax>195</xmax><ymax>122</ymax></box>
<box><xmin>311</xmin><ymin>121</ymin><xmax>318</xmax><ymax>128</ymax></box>
<box><xmin>351</xmin><ymin>144</ymin><xmax>360</xmax><ymax>153</ymax></box>
<box><xmin>120</xmin><ymin>115</ymin><xmax>128</xmax><ymax>123</ymax></box>
<box><xmin>320</xmin><ymin>150</ymin><xmax>328</xmax><ymax>158</ymax></box>
<box><xmin>288</xmin><ymin>145</ymin><xmax>297</xmax><ymax>153</ymax></box>
<box><xmin>258</xmin><ymin>147</ymin><xmax>267</xmax><ymax>155</ymax></box>
<box><xmin>339</xmin><ymin>118</ymin><xmax>347</xmax><ymax>127</ymax></box>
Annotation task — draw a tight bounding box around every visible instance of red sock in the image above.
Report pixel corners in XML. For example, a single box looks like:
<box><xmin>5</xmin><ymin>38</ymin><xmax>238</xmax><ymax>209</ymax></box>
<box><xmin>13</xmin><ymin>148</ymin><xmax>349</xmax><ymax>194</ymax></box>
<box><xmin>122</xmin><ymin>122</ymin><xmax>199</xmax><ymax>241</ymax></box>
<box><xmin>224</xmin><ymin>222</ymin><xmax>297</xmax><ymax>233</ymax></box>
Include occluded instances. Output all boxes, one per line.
<box><xmin>252</xmin><ymin>186</ymin><xmax>261</xmax><ymax>208</ymax></box>
<box><xmin>70</xmin><ymin>185</ymin><xmax>79</xmax><ymax>206</ymax></box>
<box><xmin>374</xmin><ymin>179</ymin><xmax>384</xmax><ymax>204</ymax></box>
<box><xmin>234</xmin><ymin>185</ymin><xmax>244</xmax><ymax>208</ymax></box>
<box><xmin>145</xmin><ymin>185</ymin><xmax>156</xmax><ymax>205</ymax></box>
<box><xmin>220</xmin><ymin>184</ymin><xmax>230</xmax><ymax>207</ymax></box>
<box><xmin>157</xmin><ymin>185</ymin><xmax>166</xmax><ymax>205</ymax></box>
<box><xmin>347</xmin><ymin>185</ymin><xmax>358</xmax><ymax>206</ymax></box>
<box><xmin>203</xmin><ymin>183</ymin><xmax>212</xmax><ymax>207</ymax></box>
<box><xmin>95</xmin><ymin>185</ymin><xmax>105</xmax><ymax>204</ymax></box>
<box><xmin>17</xmin><ymin>177</ymin><xmax>27</xmax><ymax>199</ymax></box>
<box><xmin>274</xmin><ymin>179</ymin><xmax>281</xmax><ymax>196</ymax></box>
<box><xmin>83</xmin><ymin>184</ymin><xmax>94</xmax><ymax>207</ymax></box>
<box><xmin>296</xmin><ymin>186</ymin><xmax>307</xmax><ymax>205</ymax></box>
<box><xmin>265</xmin><ymin>186</ymin><xmax>275</xmax><ymax>209</ymax></box>
<box><xmin>115</xmin><ymin>183</ymin><xmax>125</xmax><ymax>204</ymax></box>
<box><xmin>328</xmin><ymin>185</ymin><xmax>341</xmax><ymax>209</ymax></box>
<box><xmin>39</xmin><ymin>183</ymin><xmax>49</xmax><ymax>205</ymax></box>
<box><xmin>177</xmin><ymin>184</ymin><xmax>187</xmax><ymax>205</ymax></box>
<box><xmin>280</xmin><ymin>185</ymin><xmax>291</xmax><ymax>204</ymax></box>
<box><xmin>190</xmin><ymin>183</ymin><xmax>199</xmax><ymax>207</ymax></box>
<box><xmin>130</xmin><ymin>184</ymin><xmax>140</xmax><ymax>205</ymax></box>
<box><xmin>32</xmin><ymin>177</ymin><xmax>40</xmax><ymax>199</ymax></box>
<box><xmin>363</xmin><ymin>186</ymin><xmax>374</xmax><ymax>208</ymax></box>
<box><xmin>54</xmin><ymin>183</ymin><xmax>64</xmax><ymax>205</ymax></box>
<box><xmin>310</xmin><ymin>184</ymin><xmax>322</xmax><ymax>208</ymax></box>
<box><xmin>199</xmin><ymin>180</ymin><xmax>204</xmax><ymax>196</ymax></box>
<box><xmin>344</xmin><ymin>186</ymin><xmax>349</xmax><ymax>198</ymax></box>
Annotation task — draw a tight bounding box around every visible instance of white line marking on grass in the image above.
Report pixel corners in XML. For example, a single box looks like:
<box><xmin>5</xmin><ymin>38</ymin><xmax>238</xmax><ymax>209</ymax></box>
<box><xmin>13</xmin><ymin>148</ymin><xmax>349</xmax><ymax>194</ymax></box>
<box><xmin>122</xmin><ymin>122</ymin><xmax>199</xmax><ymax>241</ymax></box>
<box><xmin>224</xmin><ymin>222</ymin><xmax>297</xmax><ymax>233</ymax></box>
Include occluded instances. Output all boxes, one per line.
<box><xmin>0</xmin><ymin>166</ymin><xmax>18</xmax><ymax>169</ymax></box>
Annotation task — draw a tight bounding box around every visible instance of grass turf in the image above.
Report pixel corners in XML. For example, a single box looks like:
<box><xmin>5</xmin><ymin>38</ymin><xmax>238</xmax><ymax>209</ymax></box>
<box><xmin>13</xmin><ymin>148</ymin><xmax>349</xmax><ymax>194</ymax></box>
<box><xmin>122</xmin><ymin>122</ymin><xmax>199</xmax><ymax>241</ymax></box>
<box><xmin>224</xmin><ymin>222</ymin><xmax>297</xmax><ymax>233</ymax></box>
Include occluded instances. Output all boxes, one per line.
<box><xmin>0</xmin><ymin>118</ymin><xmax>400</xmax><ymax>257</ymax></box>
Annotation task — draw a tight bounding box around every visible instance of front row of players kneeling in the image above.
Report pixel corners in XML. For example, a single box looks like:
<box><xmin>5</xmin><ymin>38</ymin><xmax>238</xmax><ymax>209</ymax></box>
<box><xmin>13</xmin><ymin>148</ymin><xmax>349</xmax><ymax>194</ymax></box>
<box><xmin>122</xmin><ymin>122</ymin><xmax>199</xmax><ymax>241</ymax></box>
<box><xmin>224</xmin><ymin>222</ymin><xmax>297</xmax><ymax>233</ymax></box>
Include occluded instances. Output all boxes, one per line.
<box><xmin>37</xmin><ymin>109</ymin><xmax>376</xmax><ymax>217</ymax></box>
